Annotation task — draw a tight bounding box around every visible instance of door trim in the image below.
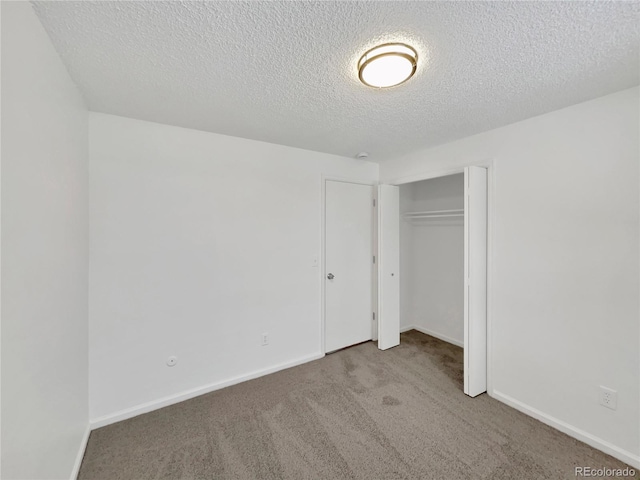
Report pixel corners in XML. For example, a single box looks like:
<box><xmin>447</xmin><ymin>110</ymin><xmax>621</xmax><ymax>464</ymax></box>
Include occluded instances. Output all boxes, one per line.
<box><xmin>379</xmin><ymin>160</ymin><xmax>495</xmax><ymax>396</ymax></box>
<box><xmin>321</xmin><ymin>176</ymin><xmax>377</xmax><ymax>354</ymax></box>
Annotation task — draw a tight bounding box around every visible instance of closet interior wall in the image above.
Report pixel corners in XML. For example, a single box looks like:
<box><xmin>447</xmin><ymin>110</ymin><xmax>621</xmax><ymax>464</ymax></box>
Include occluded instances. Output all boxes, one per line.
<box><xmin>399</xmin><ymin>174</ymin><xmax>465</xmax><ymax>346</ymax></box>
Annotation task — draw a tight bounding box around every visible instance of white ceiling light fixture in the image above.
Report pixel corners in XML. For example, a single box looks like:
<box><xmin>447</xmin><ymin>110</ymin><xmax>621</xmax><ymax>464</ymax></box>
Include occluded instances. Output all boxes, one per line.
<box><xmin>358</xmin><ymin>43</ymin><xmax>418</xmax><ymax>88</ymax></box>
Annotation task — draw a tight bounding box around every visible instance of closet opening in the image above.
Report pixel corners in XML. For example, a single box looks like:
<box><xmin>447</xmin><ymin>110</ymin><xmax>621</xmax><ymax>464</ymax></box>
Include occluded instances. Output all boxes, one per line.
<box><xmin>377</xmin><ymin>167</ymin><xmax>488</xmax><ymax>397</ymax></box>
<box><xmin>401</xmin><ymin>173</ymin><xmax>466</xmax><ymax>390</ymax></box>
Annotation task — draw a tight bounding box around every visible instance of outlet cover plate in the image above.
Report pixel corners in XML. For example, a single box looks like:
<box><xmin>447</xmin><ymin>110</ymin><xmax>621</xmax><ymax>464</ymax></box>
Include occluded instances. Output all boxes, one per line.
<box><xmin>599</xmin><ymin>386</ymin><xmax>618</xmax><ymax>410</ymax></box>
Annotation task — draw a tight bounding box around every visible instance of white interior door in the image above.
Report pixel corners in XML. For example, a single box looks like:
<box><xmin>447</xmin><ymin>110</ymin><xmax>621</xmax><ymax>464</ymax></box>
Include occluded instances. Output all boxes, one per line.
<box><xmin>464</xmin><ymin>166</ymin><xmax>488</xmax><ymax>397</ymax></box>
<box><xmin>325</xmin><ymin>180</ymin><xmax>374</xmax><ymax>353</ymax></box>
<box><xmin>377</xmin><ymin>184</ymin><xmax>400</xmax><ymax>350</ymax></box>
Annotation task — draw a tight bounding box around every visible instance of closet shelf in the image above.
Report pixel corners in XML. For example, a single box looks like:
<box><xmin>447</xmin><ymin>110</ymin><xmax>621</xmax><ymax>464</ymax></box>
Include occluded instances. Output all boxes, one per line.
<box><xmin>402</xmin><ymin>209</ymin><xmax>464</xmax><ymax>219</ymax></box>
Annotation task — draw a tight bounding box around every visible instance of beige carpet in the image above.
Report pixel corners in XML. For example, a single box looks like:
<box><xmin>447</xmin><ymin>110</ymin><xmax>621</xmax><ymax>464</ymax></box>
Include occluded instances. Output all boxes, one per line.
<box><xmin>79</xmin><ymin>331</ymin><xmax>637</xmax><ymax>479</ymax></box>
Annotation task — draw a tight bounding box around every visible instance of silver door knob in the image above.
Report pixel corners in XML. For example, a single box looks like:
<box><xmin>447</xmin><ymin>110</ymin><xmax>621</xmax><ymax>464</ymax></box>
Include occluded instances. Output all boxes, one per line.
<box><xmin>327</xmin><ymin>273</ymin><xmax>335</xmax><ymax>280</ymax></box>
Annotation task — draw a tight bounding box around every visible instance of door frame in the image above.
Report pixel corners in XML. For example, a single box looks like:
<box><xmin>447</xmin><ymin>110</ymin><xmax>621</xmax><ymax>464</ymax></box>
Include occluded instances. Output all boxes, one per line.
<box><xmin>381</xmin><ymin>160</ymin><xmax>495</xmax><ymax>395</ymax></box>
<box><xmin>320</xmin><ymin>175</ymin><xmax>377</xmax><ymax>355</ymax></box>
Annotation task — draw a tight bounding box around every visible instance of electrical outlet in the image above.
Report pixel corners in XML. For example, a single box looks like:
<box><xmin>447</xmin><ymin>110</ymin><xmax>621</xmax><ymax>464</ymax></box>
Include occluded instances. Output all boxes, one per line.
<box><xmin>599</xmin><ymin>386</ymin><xmax>617</xmax><ymax>410</ymax></box>
<box><xmin>261</xmin><ymin>333</ymin><xmax>269</xmax><ymax>346</ymax></box>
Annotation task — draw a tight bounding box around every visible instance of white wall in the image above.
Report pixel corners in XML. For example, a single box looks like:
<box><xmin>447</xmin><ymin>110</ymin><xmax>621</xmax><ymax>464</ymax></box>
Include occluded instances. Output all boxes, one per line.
<box><xmin>1</xmin><ymin>2</ymin><xmax>89</xmax><ymax>479</ymax></box>
<box><xmin>400</xmin><ymin>175</ymin><xmax>464</xmax><ymax>346</ymax></box>
<box><xmin>89</xmin><ymin>113</ymin><xmax>378</xmax><ymax>422</ymax></box>
<box><xmin>382</xmin><ymin>87</ymin><xmax>640</xmax><ymax>466</ymax></box>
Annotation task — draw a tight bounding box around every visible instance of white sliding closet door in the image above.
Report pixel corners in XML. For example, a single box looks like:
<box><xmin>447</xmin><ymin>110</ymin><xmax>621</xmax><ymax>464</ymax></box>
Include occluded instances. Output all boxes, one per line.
<box><xmin>377</xmin><ymin>185</ymin><xmax>400</xmax><ymax>350</ymax></box>
<box><xmin>464</xmin><ymin>166</ymin><xmax>488</xmax><ymax>397</ymax></box>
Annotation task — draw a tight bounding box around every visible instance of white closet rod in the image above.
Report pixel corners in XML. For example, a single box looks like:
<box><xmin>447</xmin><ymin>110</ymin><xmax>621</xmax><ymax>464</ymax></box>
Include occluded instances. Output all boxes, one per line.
<box><xmin>402</xmin><ymin>209</ymin><xmax>464</xmax><ymax>219</ymax></box>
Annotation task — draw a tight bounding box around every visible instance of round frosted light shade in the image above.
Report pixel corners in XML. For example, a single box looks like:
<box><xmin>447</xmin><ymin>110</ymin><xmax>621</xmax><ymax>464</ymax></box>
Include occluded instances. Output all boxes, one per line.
<box><xmin>358</xmin><ymin>43</ymin><xmax>417</xmax><ymax>88</ymax></box>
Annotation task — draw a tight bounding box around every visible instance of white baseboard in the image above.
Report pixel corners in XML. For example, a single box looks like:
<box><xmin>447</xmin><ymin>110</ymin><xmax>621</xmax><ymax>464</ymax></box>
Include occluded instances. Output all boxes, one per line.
<box><xmin>402</xmin><ymin>324</ymin><xmax>464</xmax><ymax>348</ymax></box>
<box><xmin>90</xmin><ymin>352</ymin><xmax>324</xmax><ymax>429</ymax></box>
<box><xmin>492</xmin><ymin>390</ymin><xmax>640</xmax><ymax>469</ymax></box>
<box><xmin>70</xmin><ymin>425</ymin><xmax>91</xmax><ymax>480</ymax></box>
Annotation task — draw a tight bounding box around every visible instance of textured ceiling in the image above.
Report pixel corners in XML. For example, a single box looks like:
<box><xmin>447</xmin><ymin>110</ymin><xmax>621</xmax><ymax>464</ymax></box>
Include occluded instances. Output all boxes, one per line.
<box><xmin>32</xmin><ymin>1</ymin><xmax>640</xmax><ymax>161</ymax></box>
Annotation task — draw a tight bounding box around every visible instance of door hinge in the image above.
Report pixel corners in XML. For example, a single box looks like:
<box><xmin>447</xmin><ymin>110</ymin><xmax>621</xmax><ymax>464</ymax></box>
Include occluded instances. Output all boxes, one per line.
<box><xmin>373</xmin><ymin>199</ymin><xmax>376</xmax><ymax>207</ymax></box>
<box><xmin>373</xmin><ymin>255</ymin><xmax>376</xmax><ymax>264</ymax></box>
<box><xmin>373</xmin><ymin>312</ymin><xmax>376</xmax><ymax>320</ymax></box>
